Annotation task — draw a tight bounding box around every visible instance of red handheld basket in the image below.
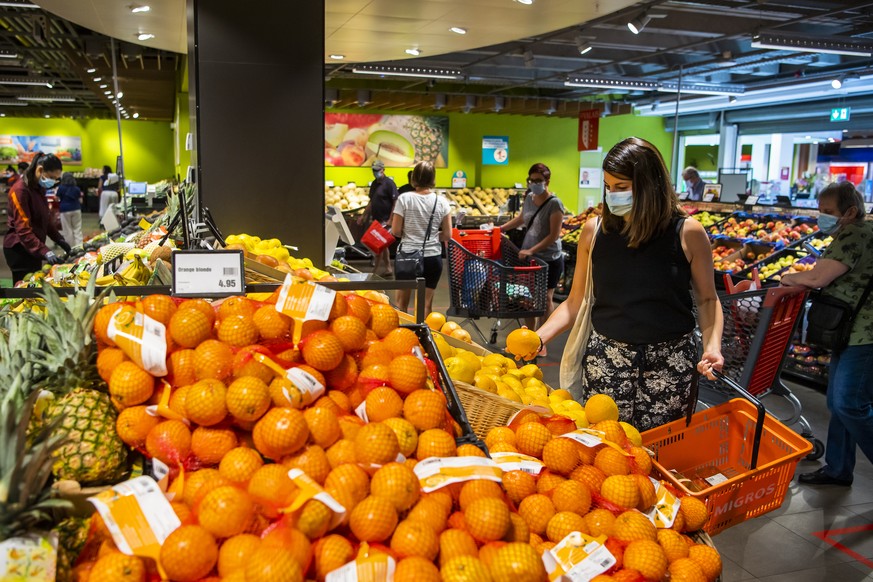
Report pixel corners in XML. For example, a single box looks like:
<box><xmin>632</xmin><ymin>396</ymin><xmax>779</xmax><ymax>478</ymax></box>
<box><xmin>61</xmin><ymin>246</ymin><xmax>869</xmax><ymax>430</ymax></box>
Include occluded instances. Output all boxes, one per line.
<box><xmin>360</xmin><ymin>221</ymin><xmax>396</xmax><ymax>254</ymax></box>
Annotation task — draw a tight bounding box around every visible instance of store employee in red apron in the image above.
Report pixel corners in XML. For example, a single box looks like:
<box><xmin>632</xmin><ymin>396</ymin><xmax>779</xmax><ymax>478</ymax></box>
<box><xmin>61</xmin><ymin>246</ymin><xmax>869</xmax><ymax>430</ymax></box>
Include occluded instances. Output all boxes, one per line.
<box><xmin>3</xmin><ymin>153</ymin><xmax>71</xmax><ymax>283</ymax></box>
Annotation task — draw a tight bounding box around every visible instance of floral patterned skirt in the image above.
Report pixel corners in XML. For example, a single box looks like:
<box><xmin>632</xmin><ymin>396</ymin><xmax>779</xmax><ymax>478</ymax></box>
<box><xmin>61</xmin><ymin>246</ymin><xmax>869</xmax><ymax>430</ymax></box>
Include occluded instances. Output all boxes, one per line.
<box><xmin>581</xmin><ymin>328</ymin><xmax>697</xmax><ymax>433</ymax></box>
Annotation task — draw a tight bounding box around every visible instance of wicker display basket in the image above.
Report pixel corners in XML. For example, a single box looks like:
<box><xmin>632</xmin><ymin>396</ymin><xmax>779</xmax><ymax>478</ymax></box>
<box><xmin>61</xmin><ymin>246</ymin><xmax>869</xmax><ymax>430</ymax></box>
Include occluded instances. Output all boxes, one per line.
<box><xmin>453</xmin><ymin>380</ymin><xmax>524</xmax><ymax>439</ymax></box>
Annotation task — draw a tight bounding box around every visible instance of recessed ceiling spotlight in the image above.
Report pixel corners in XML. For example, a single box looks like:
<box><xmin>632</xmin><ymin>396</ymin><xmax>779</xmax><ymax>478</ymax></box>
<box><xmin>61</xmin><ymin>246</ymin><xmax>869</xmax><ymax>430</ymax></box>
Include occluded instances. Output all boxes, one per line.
<box><xmin>137</xmin><ymin>33</ymin><xmax>155</xmax><ymax>41</ymax></box>
<box><xmin>44</xmin><ymin>82</ymin><xmax>53</xmax><ymax>88</ymax></box>
<box><xmin>627</xmin><ymin>12</ymin><xmax>651</xmax><ymax>35</ymax></box>
<box><xmin>86</xmin><ymin>67</ymin><xmax>96</xmax><ymax>73</ymax></box>
<box><xmin>133</xmin><ymin>112</ymin><xmax>139</xmax><ymax>119</ymax></box>
<box><xmin>93</xmin><ymin>77</ymin><xmax>102</xmax><ymax>82</ymax></box>
<box><xmin>44</xmin><ymin>113</ymin><xmax>50</xmax><ymax>118</ymax></box>
<box><xmin>130</xmin><ymin>4</ymin><xmax>150</xmax><ymax>13</ymax></box>
<box><xmin>450</xmin><ymin>27</ymin><xmax>467</xmax><ymax>35</ymax></box>
<box><xmin>99</xmin><ymin>84</ymin><xmax>108</xmax><ymax>89</ymax></box>
<box><xmin>104</xmin><ymin>90</ymin><xmax>112</xmax><ymax>95</ymax></box>
<box><xmin>514</xmin><ymin>0</ymin><xmax>533</xmax><ymax>4</ymax></box>
<box><xmin>576</xmin><ymin>36</ymin><xmax>593</xmax><ymax>55</ymax></box>
<box><xmin>831</xmin><ymin>77</ymin><xmax>842</xmax><ymax>89</ymax></box>
<box><xmin>329</xmin><ymin>54</ymin><xmax>344</xmax><ymax>60</ymax></box>
<box><xmin>0</xmin><ymin>113</ymin><xmax>5</xmax><ymax>117</ymax></box>
<box><xmin>117</xmin><ymin>91</ymin><xmax>124</xmax><ymax>99</ymax></box>
<box><xmin>405</xmin><ymin>48</ymin><xmax>421</xmax><ymax>56</ymax></box>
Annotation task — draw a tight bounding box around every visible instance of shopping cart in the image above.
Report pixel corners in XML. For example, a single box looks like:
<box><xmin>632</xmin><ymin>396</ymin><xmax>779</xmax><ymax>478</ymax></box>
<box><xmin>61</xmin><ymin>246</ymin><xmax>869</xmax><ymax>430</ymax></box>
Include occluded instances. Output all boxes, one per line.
<box><xmin>447</xmin><ymin>228</ymin><xmax>547</xmax><ymax>345</ymax></box>
<box><xmin>696</xmin><ymin>284</ymin><xmax>824</xmax><ymax>460</ymax></box>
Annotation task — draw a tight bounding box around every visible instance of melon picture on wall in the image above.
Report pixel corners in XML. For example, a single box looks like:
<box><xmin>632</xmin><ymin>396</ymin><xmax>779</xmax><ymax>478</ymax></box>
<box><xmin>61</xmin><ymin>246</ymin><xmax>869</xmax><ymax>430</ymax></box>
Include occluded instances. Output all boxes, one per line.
<box><xmin>324</xmin><ymin>113</ymin><xmax>449</xmax><ymax>168</ymax></box>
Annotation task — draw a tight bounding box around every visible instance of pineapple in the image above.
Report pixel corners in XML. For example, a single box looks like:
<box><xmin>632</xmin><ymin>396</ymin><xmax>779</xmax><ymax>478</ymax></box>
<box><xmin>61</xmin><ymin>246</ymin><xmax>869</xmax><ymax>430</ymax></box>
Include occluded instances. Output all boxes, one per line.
<box><xmin>53</xmin><ymin>516</ymin><xmax>89</xmax><ymax>582</ymax></box>
<box><xmin>403</xmin><ymin>116</ymin><xmax>448</xmax><ymax>164</ymax></box>
<box><xmin>0</xmin><ymin>391</ymin><xmax>71</xmax><ymax>579</ymax></box>
<box><xmin>25</xmin><ymin>284</ymin><xmax>128</xmax><ymax>485</ymax></box>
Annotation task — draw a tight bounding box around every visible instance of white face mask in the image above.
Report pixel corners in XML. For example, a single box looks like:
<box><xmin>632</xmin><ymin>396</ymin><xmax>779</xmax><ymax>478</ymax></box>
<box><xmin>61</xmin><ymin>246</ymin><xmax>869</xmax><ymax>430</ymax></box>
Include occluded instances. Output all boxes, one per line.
<box><xmin>605</xmin><ymin>190</ymin><xmax>633</xmax><ymax>216</ymax></box>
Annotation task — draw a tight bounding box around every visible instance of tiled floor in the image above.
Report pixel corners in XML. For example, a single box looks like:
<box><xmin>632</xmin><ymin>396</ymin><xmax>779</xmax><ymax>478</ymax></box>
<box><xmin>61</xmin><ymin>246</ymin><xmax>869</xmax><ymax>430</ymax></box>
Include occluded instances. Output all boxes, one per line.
<box><xmin>3</xmin><ymin>226</ymin><xmax>870</xmax><ymax>581</ymax></box>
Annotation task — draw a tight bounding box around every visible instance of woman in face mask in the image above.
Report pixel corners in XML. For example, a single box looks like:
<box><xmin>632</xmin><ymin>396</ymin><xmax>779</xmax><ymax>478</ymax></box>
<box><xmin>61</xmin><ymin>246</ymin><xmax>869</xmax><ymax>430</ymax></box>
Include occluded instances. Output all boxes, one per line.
<box><xmin>3</xmin><ymin>152</ymin><xmax>71</xmax><ymax>283</ymax></box>
<box><xmin>782</xmin><ymin>181</ymin><xmax>873</xmax><ymax>487</ymax></box>
<box><xmin>535</xmin><ymin>137</ymin><xmax>724</xmax><ymax>431</ymax></box>
<box><xmin>499</xmin><ymin>163</ymin><xmax>566</xmax><ymax>350</ymax></box>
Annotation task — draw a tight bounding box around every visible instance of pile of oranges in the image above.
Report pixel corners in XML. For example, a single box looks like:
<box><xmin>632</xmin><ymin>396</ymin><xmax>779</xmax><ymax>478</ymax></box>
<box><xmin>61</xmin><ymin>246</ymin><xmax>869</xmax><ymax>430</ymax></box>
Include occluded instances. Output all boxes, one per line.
<box><xmin>77</xmin><ymin>290</ymin><xmax>724</xmax><ymax>582</ymax></box>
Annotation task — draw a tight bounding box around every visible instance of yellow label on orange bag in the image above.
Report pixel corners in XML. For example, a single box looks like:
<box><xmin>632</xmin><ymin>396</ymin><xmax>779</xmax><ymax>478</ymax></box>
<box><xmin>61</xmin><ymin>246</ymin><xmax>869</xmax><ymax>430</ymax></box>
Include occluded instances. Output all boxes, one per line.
<box><xmin>543</xmin><ymin>531</ymin><xmax>615</xmax><ymax>581</ymax></box>
<box><xmin>645</xmin><ymin>478</ymin><xmax>681</xmax><ymax>528</ymax></box>
<box><xmin>413</xmin><ymin>456</ymin><xmax>503</xmax><ymax>493</ymax></box>
<box><xmin>490</xmin><ymin>451</ymin><xmax>545</xmax><ymax>475</ymax></box>
<box><xmin>282</xmin><ymin>468</ymin><xmax>347</xmax><ymax>529</ymax></box>
<box><xmin>88</xmin><ymin>476</ymin><xmax>180</xmax><ymax>577</ymax></box>
<box><xmin>559</xmin><ymin>428</ymin><xmax>631</xmax><ymax>456</ymax></box>
<box><xmin>275</xmin><ymin>275</ymin><xmax>336</xmax><ymax>344</ymax></box>
<box><xmin>252</xmin><ymin>353</ymin><xmax>325</xmax><ymax>409</ymax></box>
<box><xmin>107</xmin><ymin>304</ymin><xmax>168</xmax><ymax>376</ymax></box>
<box><xmin>326</xmin><ymin>543</ymin><xmax>396</xmax><ymax>582</ymax></box>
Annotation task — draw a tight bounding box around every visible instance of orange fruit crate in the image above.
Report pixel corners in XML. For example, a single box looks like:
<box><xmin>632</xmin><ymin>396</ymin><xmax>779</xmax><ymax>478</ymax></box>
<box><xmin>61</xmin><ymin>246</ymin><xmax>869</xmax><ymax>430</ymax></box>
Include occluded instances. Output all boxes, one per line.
<box><xmin>642</xmin><ymin>397</ymin><xmax>812</xmax><ymax>535</ymax></box>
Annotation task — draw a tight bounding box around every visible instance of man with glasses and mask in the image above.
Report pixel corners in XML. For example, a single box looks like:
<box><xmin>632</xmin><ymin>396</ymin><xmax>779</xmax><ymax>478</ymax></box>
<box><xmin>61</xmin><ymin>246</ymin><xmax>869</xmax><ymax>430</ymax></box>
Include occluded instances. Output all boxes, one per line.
<box><xmin>359</xmin><ymin>159</ymin><xmax>399</xmax><ymax>277</ymax></box>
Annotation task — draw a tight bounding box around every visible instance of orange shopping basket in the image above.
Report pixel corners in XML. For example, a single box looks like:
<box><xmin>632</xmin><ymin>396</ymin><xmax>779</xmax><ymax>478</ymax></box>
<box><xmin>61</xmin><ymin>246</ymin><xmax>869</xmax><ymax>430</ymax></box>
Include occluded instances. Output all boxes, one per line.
<box><xmin>360</xmin><ymin>220</ymin><xmax>396</xmax><ymax>255</ymax></box>
<box><xmin>642</xmin><ymin>371</ymin><xmax>812</xmax><ymax>536</ymax></box>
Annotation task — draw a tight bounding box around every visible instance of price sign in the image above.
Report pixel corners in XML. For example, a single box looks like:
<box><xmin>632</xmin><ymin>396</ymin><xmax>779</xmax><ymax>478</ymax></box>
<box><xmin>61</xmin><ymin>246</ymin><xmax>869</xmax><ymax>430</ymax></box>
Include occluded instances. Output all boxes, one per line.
<box><xmin>745</xmin><ymin>195</ymin><xmax>759</xmax><ymax>206</ymax></box>
<box><xmin>172</xmin><ymin>250</ymin><xmax>245</xmax><ymax>298</ymax></box>
<box><xmin>703</xmin><ymin>193</ymin><xmax>716</xmax><ymax>202</ymax></box>
<box><xmin>677</xmin><ymin>192</ymin><xmax>690</xmax><ymax>201</ymax></box>
<box><xmin>325</xmin><ymin>180</ymin><xmax>334</xmax><ymax>187</ymax></box>
<box><xmin>866</xmin><ymin>203</ymin><xmax>873</xmax><ymax>214</ymax></box>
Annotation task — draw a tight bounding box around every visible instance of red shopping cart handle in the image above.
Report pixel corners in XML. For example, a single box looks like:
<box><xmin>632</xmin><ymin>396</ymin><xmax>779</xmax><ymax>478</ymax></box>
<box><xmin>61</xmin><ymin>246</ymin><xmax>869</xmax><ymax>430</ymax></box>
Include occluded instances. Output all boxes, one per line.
<box><xmin>512</xmin><ymin>265</ymin><xmax>542</xmax><ymax>271</ymax></box>
<box><xmin>712</xmin><ymin>369</ymin><xmax>765</xmax><ymax>470</ymax></box>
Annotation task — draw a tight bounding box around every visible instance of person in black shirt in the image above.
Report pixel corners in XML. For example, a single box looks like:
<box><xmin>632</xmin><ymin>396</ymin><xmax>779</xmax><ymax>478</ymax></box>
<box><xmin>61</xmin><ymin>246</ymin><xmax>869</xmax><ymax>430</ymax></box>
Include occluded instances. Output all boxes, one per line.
<box><xmin>359</xmin><ymin>160</ymin><xmax>399</xmax><ymax>276</ymax></box>
<box><xmin>397</xmin><ymin>170</ymin><xmax>415</xmax><ymax>195</ymax></box>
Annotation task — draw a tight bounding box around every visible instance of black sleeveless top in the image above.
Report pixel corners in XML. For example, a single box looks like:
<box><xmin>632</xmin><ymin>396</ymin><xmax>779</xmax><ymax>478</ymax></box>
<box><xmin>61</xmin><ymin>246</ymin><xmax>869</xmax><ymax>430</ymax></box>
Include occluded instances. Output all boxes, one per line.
<box><xmin>591</xmin><ymin>217</ymin><xmax>695</xmax><ymax>344</ymax></box>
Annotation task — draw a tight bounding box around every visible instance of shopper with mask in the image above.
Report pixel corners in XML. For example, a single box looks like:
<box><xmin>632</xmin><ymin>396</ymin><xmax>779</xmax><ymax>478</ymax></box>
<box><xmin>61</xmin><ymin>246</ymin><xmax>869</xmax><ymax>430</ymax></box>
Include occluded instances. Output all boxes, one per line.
<box><xmin>359</xmin><ymin>159</ymin><xmax>399</xmax><ymax>277</ymax></box>
<box><xmin>682</xmin><ymin>166</ymin><xmax>706</xmax><ymax>201</ymax></box>
<box><xmin>781</xmin><ymin>181</ymin><xmax>873</xmax><ymax>487</ymax></box>
<box><xmin>534</xmin><ymin>138</ymin><xmax>724</xmax><ymax>431</ymax></box>
<box><xmin>4</xmin><ymin>152</ymin><xmax>71</xmax><ymax>283</ymax></box>
<box><xmin>500</xmin><ymin>163</ymin><xmax>565</xmax><ymax>347</ymax></box>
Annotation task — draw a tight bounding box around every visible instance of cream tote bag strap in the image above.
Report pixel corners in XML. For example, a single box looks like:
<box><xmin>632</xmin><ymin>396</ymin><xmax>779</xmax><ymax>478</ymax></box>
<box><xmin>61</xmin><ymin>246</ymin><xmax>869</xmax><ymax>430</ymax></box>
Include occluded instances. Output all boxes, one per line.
<box><xmin>559</xmin><ymin>218</ymin><xmax>600</xmax><ymax>400</ymax></box>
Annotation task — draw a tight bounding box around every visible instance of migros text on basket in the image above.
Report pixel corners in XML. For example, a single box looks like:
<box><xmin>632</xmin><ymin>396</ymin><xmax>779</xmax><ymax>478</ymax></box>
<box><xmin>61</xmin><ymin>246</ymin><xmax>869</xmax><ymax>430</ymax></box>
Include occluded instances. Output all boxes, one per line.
<box><xmin>713</xmin><ymin>482</ymin><xmax>779</xmax><ymax>517</ymax></box>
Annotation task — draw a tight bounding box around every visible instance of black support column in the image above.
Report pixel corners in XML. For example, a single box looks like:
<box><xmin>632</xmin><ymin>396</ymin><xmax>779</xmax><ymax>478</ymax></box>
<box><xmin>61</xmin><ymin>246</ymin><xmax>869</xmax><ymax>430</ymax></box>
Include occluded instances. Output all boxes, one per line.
<box><xmin>188</xmin><ymin>0</ymin><xmax>324</xmax><ymax>260</ymax></box>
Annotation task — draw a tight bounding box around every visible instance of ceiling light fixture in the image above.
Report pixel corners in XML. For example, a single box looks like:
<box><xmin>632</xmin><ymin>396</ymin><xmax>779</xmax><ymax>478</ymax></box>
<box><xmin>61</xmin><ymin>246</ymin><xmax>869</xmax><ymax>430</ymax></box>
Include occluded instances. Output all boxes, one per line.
<box><xmin>329</xmin><ymin>54</ymin><xmax>344</xmax><ymax>60</ymax></box>
<box><xmin>130</xmin><ymin>4</ymin><xmax>150</xmax><ymax>13</ymax></box>
<box><xmin>0</xmin><ymin>51</ymin><xmax>18</xmax><ymax>59</ymax></box>
<box><xmin>356</xmin><ymin>89</ymin><xmax>371</xmax><ymax>107</ymax></box>
<box><xmin>16</xmin><ymin>96</ymin><xmax>75</xmax><ymax>102</ymax></box>
<box><xmin>352</xmin><ymin>65</ymin><xmax>462</xmax><ymax>80</ymax></box>
<box><xmin>576</xmin><ymin>36</ymin><xmax>593</xmax><ymax>55</ymax></box>
<box><xmin>627</xmin><ymin>12</ymin><xmax>651</xmax><ymax>35</ymax></box>
<box><xmin>0</xmin><ymin>77</ymin><xmax>57</xmax><ymax>87</ymax></box>
<box><xmin>117</xmin><ymin>91</ymin><xmax>124</xmax><ymax>99</ymax></box>
<box><xmin>564</xmin><ymin>76</ymin><xmax>659</xmax><ymax>91</ymax></box>
<box><xmin>93</xmin><ymin>77</ymin><xmax>102</xmax><ymax>82</ymax></box>
<box><xmin>831</xmin><ymin>77</ymin><xmax>842</xmax><ymax>89</ymax></box>
<box><xmin>405</xmin><ymin>48</ymin><xmax>421</xmax><ymax>56</ymax></box>
<box><xmin>492</xmin><ymin>96</ymin><xmax>504</xmax><ymax>112</ymax></box>
<box><xmin>658</xmin><ymin>81</ymin><xmax>745</xmax><ymax>95</ymax></box>
<box><xmin>0</xmin><ymin>1</ymin><xmax>39</xmax><ymax>8</ymax></box>
<box><xmin>99</xmin><ymin>84</ymin><xmax>108</xmax><ymax>89</ymax></box>
<box><xmin>44</xmin><ymin>114</ymin><xmax>50</xmax><ymax>118</ymax></box>
<box><xmin>0</xmin><ymin>113</ymin><xmax>5</xmax><ymax>117</ymax></box>
<box><xmin>514</xmin><ymin>0</ymin><xmax>533</xmax><ymax>4</ymax></box>
<box><xmin>728</xmin><ymin>96</ymin><xmax>738</xmax><ymax>104</ymax></box>
<box><xmin>462</xmin><ymin>95</ymin><xmax>476</xmax><ymax>113</ymax></box>
<box><xmin>450</xmin><ymin>27</ymin><xmax>467</xmax><ymax>35</ymax></box>
<box><xmin>104</xmin><ymin>90</ymin><xmax>112</xmax><ymax>95</ymax></box>
<box><xmin>86</xmin><ymin>67</ymin><xmax>96</xmax><ymax>73</ymax></box>
<box><xmin>751</xmin><ymin>33</ymin><xmax>873</xmax><ymax>57</ymax></box>
<box><xmin>0</xmin><ymin>100</ymin><xmax>28</xmax><ymax>106</ymax></box>
<box><xmin>544</xmin><ymin>99</ymin><xmax>557</xmax><ymax>115</ymax></box>
<box><xmin>434</xmin><ymin>94</ymin><xmax>446</xmax><ymax>110</ymax></box>
<box><xmin>137</xmin><ymin>33</ymin><xmax>155</xmax><ymax>41</ymax></box>
<box><xmin>44</xmin><ymin>82</ymin><xmax>53</xmax><ymax>88</ymax></box>
<box><xmin>133</xmin><ymin>112</ymin><xmax>139</xmax><ymax>118</ymax></box>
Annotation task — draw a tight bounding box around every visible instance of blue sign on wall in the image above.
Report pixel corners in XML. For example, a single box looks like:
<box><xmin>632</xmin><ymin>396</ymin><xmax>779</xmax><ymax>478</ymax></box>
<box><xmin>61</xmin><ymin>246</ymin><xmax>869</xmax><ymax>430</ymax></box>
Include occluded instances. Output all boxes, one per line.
<box><xmin>830</xmin><ymin>107</ymin><xmax>850</xmax><ymax>122</ymax></box>
<box><xmin>482</xmin><ymin>135</ymin><xmax>509</xmax><ymax>166</ymax></box>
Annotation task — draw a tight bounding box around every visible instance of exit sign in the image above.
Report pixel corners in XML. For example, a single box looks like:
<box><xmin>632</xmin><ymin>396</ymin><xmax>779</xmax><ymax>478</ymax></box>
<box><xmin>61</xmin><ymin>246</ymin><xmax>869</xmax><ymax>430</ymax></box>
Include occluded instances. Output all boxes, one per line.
<box><xmin>830</xmin><ymin>107</ymin><xmax>851</xmax><ymax>122</ymax></box>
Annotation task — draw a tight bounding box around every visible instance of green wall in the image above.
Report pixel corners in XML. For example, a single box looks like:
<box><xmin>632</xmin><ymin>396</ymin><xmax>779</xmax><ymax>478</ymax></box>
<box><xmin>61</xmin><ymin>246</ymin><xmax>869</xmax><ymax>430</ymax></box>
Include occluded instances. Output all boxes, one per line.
<box><xmin>684</xmin><ymin>145</ymin><xmax>718</xmax><ymax>171</ymax></box>
<box><xmin>0</xmin><ymin>117</ymin><xmax>174</xmax><ymax>182</ymax></box>
<box><xmin>325</xmin><ymin>110</ymin><xmax>672</xmax><ymax>214</ymax></box>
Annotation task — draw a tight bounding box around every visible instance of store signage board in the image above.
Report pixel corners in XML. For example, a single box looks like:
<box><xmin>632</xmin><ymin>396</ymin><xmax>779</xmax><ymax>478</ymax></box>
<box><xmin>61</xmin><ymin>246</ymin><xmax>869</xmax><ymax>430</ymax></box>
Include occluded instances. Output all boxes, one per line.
<box><xmin>703</xmin><ymin>193</ymin><xmax>716</xmax><ymax>202</ymax></box>
<box><xmin>482</xmin><ymin>135</ymin><xmax>509</xmax><ymax>165</ymax></box>
<box><xmin>830</xmin><ymin>107</ymin><xmax>850</xmax><ymax>122</ymax></box>
<box><xmin>514</xmin><ymin>183</ymin><xmax>524</xmax><ymax>189</ymax></box>
<box><xmin>452</xmin><ymin>170</ymin><xmax>467</xmax><ymax>188</ymax></box>
<box><xmin>172</xmin><ymin>250</ymin><xmax>245</xmax><ymax>298</ymax></box>
<box><xmin>578</xmin><ymin>109</ymin><xmax>600</xmax><ymax>151</ymax></box>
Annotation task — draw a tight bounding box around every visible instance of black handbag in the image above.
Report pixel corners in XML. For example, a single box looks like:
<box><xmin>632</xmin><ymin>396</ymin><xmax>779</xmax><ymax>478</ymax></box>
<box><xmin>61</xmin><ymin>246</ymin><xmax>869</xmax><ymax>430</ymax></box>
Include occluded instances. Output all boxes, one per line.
<box><xmin>805</xmin><ymin>277</ymin><xmax>873</xmax><ymax>351</ymax></box>
<box><xmin>394</xmin><ymin>196</ymin><xmax>439</xmax><ymax>279</ymax></box>
<box><xmin>506</xmin><ymin>194</ymin><xmax>554</xmax><ymax>248</ymax></box>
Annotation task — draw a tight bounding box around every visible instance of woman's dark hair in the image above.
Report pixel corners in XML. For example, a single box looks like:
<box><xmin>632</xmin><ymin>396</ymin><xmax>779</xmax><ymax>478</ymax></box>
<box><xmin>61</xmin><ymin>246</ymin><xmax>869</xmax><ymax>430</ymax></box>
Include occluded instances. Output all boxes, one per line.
<box><xmin>411</xmin><ymin>160</ymin><xmax>436</xmax><ymax>189</ymax></box>
<box><xmin>24</xmin><ymin>152</ymin><xmax>62</xmax><ymax>188</ymax></box>
<box><xmin>602</xmin><ymin>137</ymin><xmax>684</xmax><ymax>248</ymax></box>
<box><xmin>102</xmin><ymin>165</ymin><xmax>112</xmax><ymax>175</ymax></box>
<box><xmin>818</xmin><ymin>181</ymin><xmax>866</xmax><ymax>221</ymax></box>
<box><xmin>17</xmin><ymin>161</ymin><xmax>28</xmax><ymax>172</ymax></box>
<box><xmin>61</xmin><ymin>172</ymin><xmax>76</xmax><ymax>186</ymax></box>
<box><xmin>528</xmin><ymin>163</ymin><xmax>551</xmax><ymax>182</ymax></box>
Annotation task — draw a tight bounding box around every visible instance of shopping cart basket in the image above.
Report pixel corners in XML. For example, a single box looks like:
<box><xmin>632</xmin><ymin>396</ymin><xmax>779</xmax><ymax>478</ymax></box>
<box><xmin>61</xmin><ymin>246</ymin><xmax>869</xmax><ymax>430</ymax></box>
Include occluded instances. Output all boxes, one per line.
<box><xmin>447</xmin><ymin>230</ymin><xmax>547</xmax><ymax>345</ymax></box>
<box><xmin>643</xmin><ymin>370</ymin><xmax>813</xmax><ymax>535</ymax></box>
<box><xmin>695</xmin><ymin>285</ymin><xmax>823</xmax><ymax>459</ymax></box>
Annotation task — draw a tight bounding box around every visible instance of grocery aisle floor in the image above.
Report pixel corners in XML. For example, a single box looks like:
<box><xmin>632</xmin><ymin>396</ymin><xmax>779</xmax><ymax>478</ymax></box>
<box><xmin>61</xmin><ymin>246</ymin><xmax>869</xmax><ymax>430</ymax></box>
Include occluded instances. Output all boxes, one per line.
<box><xmin>357</xmin><ymin>258</ymin><xmax>873</xmax><ymax>582</ymax></box>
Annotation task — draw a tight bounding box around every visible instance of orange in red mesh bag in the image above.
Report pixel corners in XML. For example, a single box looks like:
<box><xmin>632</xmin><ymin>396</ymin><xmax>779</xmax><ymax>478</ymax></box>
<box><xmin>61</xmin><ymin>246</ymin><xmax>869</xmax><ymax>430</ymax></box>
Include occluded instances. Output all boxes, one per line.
<box><xmin>107</xmin><ymin>303</ymin><xmax>168</xmax><ymax>376</ymax></box>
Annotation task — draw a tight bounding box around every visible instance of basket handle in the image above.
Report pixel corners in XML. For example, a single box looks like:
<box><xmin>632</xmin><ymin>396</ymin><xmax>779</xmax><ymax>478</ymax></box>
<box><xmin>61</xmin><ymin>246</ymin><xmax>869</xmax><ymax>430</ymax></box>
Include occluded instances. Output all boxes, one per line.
<box><xmin>711</xmin><ymin>369</ymin><xmax>765</xmax><ymax>470</ymax></box>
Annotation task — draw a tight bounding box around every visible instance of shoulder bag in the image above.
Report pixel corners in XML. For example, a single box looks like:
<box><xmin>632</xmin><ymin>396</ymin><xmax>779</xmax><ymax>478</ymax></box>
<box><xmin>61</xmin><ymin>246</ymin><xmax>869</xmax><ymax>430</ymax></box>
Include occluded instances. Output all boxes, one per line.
<box><xmin>805</xmin><ymin>274</ymin><xmax>873</xmax><ymax>351</ymax></box>
<box><xmin>507</xmin><ymin>195</ymin><xmax>554</xmax><ymax>248</ymax></box>
<box><xmin>394</xmin><ymin>196</ymin><xmax>439</xmax><ymax>279</ymax></box>
<box><xmin>559</xmin><ymin>218</ymin><xmax>600</xmax><ymax>400</ymax></box>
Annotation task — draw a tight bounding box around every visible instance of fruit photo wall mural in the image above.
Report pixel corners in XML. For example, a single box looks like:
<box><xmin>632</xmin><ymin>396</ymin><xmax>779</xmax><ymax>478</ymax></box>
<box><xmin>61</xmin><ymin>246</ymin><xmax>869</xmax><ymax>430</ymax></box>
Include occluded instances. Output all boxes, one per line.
<box><xmin>325</xmin><ymin>113</ymin><xmax>449</xmax><ymax>168</ymax></box>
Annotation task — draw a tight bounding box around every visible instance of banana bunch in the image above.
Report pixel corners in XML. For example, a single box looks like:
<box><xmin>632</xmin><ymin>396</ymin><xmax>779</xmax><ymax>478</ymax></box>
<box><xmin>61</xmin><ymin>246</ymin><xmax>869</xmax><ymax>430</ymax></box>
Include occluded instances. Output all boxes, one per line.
<box><xmin>94</xmin><ymin>255</ymin><xmax>152</xmax><ymax>287</ymax></box>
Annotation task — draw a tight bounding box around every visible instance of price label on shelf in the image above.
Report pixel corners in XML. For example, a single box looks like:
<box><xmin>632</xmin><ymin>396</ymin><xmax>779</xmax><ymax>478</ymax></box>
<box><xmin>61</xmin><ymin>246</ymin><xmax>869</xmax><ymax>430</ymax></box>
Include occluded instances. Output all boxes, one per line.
<box><xmin>745</xmin><ymin>195</ymin><xmax>760</xmax><ymax>206</ymax></box>
<box><xmin>677</xmin><ymin>192</ymin><xmax>690</xmax><ymax>201</ymax></box>
<box><xmin>703</xmin><ymin>193</ymin><xmax>716</xmax><ymax>202</ymax></box>
<box><xmin>171</xmin><ymin>250</ymin><xmax>245</xmax><ymax>298</ymax></box>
